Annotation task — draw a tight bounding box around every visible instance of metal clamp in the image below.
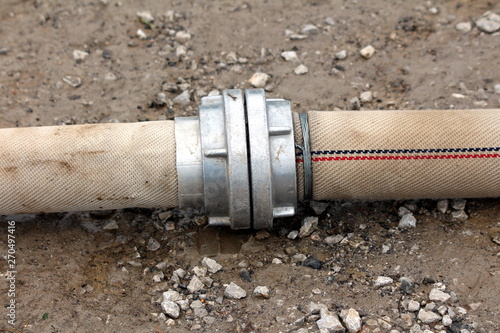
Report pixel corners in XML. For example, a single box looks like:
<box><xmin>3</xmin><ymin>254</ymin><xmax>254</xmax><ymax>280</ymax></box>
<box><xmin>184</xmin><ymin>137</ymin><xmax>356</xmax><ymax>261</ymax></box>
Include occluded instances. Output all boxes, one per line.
<box><xmin>175</xmin><ymin>89</ymin><xmax>297</xmax><ymax>229</ymax></box>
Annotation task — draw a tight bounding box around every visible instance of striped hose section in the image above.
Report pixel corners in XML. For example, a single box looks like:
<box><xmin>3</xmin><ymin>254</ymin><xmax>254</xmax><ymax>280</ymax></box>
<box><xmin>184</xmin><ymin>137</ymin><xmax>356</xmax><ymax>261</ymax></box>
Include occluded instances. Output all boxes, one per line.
<box><xmin>0</xmin><ymin>121</ymin><xmax>178</xmax><ymax>214</ymax></box>
<box><xmin>294</xmin><ymin>110</ymin><xmax>500</xmax><ymax>201</ymax></box>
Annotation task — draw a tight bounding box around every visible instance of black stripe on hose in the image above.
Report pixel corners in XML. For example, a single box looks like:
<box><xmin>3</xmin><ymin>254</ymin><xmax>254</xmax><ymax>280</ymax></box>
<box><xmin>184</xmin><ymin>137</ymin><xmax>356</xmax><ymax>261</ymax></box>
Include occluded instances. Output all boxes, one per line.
<box><xmin>296</xmin><ymin>147</ymin><xmax>500</xmax><ymax>156</ymax></box>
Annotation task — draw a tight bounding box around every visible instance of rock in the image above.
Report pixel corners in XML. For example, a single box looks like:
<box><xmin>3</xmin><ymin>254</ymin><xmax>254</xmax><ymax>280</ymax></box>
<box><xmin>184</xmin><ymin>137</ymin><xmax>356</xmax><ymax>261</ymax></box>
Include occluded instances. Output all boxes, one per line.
<box><xmin>335</xmin><ymin>50</ymin><xmax>347</xmax><ymax>60</ymax></box>
<box><xmin>325</xmin><ymin>17</ymin><xmax>335</xmax><ymax>26</ymax></box>
<box><xmin>175</xmin><ymin>31</ymin><xmax>191</xmax><ymax>42</ymax></box>
<box><xmin>302</xmin><ymin>24</ymin><xmax>320</xmax><ymax>35</ymax></box>
<box><xmin>398</xmin><ymin>213</ymin><xmax>417</xmax><ymax>229</ymax></box>
<box><xmin>310</xmin><ymin>201</ymin><xmax>329</xmax><ymax>215</ymax></box>
<box><xmin>104</xmin><ymin>72</ymin><xmax>118</xmax><ymax>81</ymax></box>
<box><xmin>187</xmin><ymin>275</ymin><xmax>204</xmax><ymax>293</ymax></box>
<box><xmin>192</xmin><ymin>266</ymin><xmax>207</xmax><ymax>277</ymax></box>
<box><xmin>437</xmin><ymin>200</ymin><xmax>448</xmax><ymax>214</ymax></box>
<box><xmin>294</xmin><ymin>64</ymin><xmax>308</xmax><ymax>75</ymax></box>
<box><xmin>451</xmin><ymin>199</ymin><xmax>466</xmax><ymax>210</ymax></box>
<box><xmin>317</xmin><ymin>309</ymin><xmax>346</xmax><ymax>332</ymax></box>
<box><xmin>281</xmin><ymin>51</ymin><xmax>299</xmax><ymax>62</ymax></box>
<box><xmin>360</xmin><ymin>45</ymin><xmax>375</xmax><ymax>59</ymax></box>
<box><xmin>102</xmin><ymin>220</ymin><xmax>118</xmax><ymax>230</ymax></box>
<box><xmin>163</xmin><ymin>290</ymin><xmax>182</xmax><ymax>302</ymax></box>
<box><xmin>137</xmin><ymin>11</ymin><xmax>154</xmax><ymax>24</ymax></box>
<box><xmin>201</xmin><ymin>257</ymin><xmax>222</xmax><ymax>274</ymax></box>
<box><xmin>136</xmin><ymin>29</ymin><xmax>148</xmax><ymax>40</ymax></box>
<box><xmin>400</xmin><ymin>277</ymin><xmax>415</xmax><ymax>294</ymax></box>
<box><xmin>63</xmin><ymin>76</ymin><xmax>82</xmax><ymax>88</ymax></box>
<box><xmin>0</xmin><ymin>47</ymin><xmax>9</xmax><ymax>55</ymax></box>
<box><xmin>494</xmin><ymin>84</ymin><xmax>500</xmax><ymax>94</ymax></box>
<box><xmin>176</xmin><ymin>45</ymin><xmax>187</xmax><ymax>57</ymax></box>
<box><xmin>299</xmin><ymin>216</ymin><xmax>318</xmax><ymax>238</ymax></box>
<box><xmin>417</xmin><ymin>309</ymin><xmax>441</xmax><ymax>323</ymax></box>
<box><xmin>224</xmin><ymin>282</ymin><xmax>246</xmax><ymax>299</ymax></box>
<box><xmin>343</xmin><ymin>308</ymin><xmax>362</xmax><ymax>333</ymax></box>
<box><xmin>173</xmin><ymin>90</ymin><xmax>190</xmax><ymax>106</ymax></box>
<box><xmin>293</xmin><ymin>253</ymin><xmax>307</xmax><ymax>262</ymax></box>
<box><xmin>442</xmin><ymin>314</ymin><xmax>452</xmax><ymax>326</ymax></box>
<box><xmin>249</xmin><ymin>72</ymin><xmax>270</xmax><ymax>88</ymax></box>
<box><xmin>254</xmin><ymin>286</ymin><xmax>270</xmax><ymax>299</ymax></box>
<box><xmin>359</xmin><ymin>91</ymin><xmax>373</xmax><ymax>103</ymax></box>
<box><xmin>255</xmin><ymin>230</ymin><xmax>270</xmax><ymax>240</ymax></box>
<box><xmin>289</xmin><ymin>33</ymin><xmax>308</xmax><ymax>40</ymax></box>
<box><xmin>161</xmin><ymin>300</ymin><xmax>180</xmax><ymax>319</ymax></box>
<box><xmin>173</xmin><ymin>268</ymin><xmax>186</xmax><ymax>279</ymax></box>
<box><xmin>451</xmin><ymin>210</ymin><xmax>468</xmax><ymax>220</ymax></box>
<box><xmin>374</xmin><ymin>276</ymin><xmax>394</xmax><ymax>287</ymax></box>
<box><xmin>398</xmin><ymin>206</ymin><xmax>411</xmax><ymax>217</ymax></box>
<box><xmin>429</xmin><ymin>289</ymin><xmax>451</xmax><ymax>302</ymax></box>
<box><xmin>476</xmin><ymin>11</ymin><xmax>500</xmax><ymax>33</ymax></box>
<box><xmin>287</xmin><ymin>230</ymin><xmax>299</xmax><ymax>239</ymax></box>
<box><xmin>176</xmin><ymin>299</ymin><xmax>189</xmax><ymax>311</ymax></box>
<box><xmin>72</xmin><ymin>50</ymin><xmax>89</xmax><ymax>61</ymax></box>
<box><xmin>400</xmin><ymin>313</ymin><xmax>413</xmax><ymax>327</ymax></box>
<box><xmin>240</xmin><ymin>268</ymin><xmax>252</xmax><ymax>282</ymax></box>
<box><xmin>408</xmin><ymin>300</ymin><xmax>420</xmax><ymax>312</ymax></box>
<box><xmin>325</xmin><ymin>234</ymin><xmax>344</xmax><ymax>245</ymax></box>
<box><xmin>428</xmin><ymin>7</ymin><xmax>439</xmax><ymax>15</ymax></box>
<box><xmin>303</xmin><ymin>256</ymin><xmax>322</xmax><ymax>270</ymax></box>
<box><xmin>147</xmin><ymin>237</ymin><xmax>161</xmax><ymax>251</ymax></box>
<box><xmin>350</xmin><ymin>97</ymin><xmax>360</xmax><ymax>110</ymax></box>
<box><xmin>272</xmin><ymin>258</ymin><xmax>283</xmax><ymax>264</ymax></box>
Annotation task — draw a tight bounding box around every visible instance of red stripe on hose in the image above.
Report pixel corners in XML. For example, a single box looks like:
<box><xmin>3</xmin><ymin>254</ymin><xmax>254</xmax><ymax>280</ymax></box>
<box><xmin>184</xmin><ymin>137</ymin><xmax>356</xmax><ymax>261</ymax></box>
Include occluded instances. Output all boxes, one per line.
<box><xmin>296</xmin><ymin>153</ymin><xmax>500</xmax><ymax>163</ymax></box>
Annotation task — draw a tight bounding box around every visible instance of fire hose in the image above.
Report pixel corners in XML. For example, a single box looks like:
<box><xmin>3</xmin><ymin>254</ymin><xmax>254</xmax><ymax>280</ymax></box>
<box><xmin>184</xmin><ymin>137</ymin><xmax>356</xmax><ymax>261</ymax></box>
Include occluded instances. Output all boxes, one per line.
<box><xmin>0</xmin><ymin>89</ymin><xmax>498</xmax><ymax>229</ymax></box>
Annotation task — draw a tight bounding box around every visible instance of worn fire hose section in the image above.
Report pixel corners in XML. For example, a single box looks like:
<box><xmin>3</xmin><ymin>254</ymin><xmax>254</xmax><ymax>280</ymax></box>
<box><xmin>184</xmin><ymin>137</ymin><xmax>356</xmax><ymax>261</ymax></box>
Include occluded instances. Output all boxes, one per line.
<box><xmin>0</xmin><ymin>121</ymin><xmax>178</xmax><ymax>214</ymax></box>
<box><xmin>297</xmin><ymin>110</ymin><xmax>500</xmax><ymax>201</ymax></box>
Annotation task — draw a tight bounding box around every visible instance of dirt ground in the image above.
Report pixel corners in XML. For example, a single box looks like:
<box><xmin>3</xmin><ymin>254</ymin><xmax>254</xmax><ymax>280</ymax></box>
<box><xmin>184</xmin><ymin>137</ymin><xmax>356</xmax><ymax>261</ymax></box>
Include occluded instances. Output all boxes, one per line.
<box><xmin>0</xmin><ymin>0</ymin><xmax>499</xmax><ymax>332</ymax></box>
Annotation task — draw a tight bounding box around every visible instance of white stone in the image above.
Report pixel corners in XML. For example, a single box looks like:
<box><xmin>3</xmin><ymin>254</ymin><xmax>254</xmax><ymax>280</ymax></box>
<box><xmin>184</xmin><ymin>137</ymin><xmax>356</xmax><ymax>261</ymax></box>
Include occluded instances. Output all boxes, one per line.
<box><xmin>360</xmin><ymin>45</ymin><xmax>375</xmax><ymax>59</ymax></box>
<box><xmin>248</xmin><ymin>72</ymin><xmax>270</xmax><ymax>88</ymax></box>
<box><xmin>147</xmin><ymin>237</ymin><xmax>160</xmax><ymax>251</ymax></box>
<box><xmin>137</xmin><ymin>11</ymin><xmax>154</xmax><ymax>23</ymax></box>
<box><xmin>325</xmin><ymin>234</ymin><xmax>344</xmax><ymax>245</ymax></box>
<box><xmin>344</xmin><ymin>308</ymin><xmax>362</xmax><ymax>333</ymax></box>
<box><xmin>161</xmin><ymin>300</ymin><xmax>180</xmax><ymax>319</ymax></box>
<box><xmin>254</xmin><ymin>286</ymin><xmax>270</xmax><ymax>298</ymax></box>
<box><xmin>175</xmin><ymin>31</ymin><xmax>191</xmax><ymax>42</ymax></box>
<box><xmin>173</xmin><ymin>90</ymin><xmax>190</xmax><ymax>106</ymax></box>
<box><xmin>294</xmin><ymin>64</ymin><xmax>308</xmax><ymax>75</ymax></box>
<box><xmin>335</xmin><ymin>50</ymin><xmax>347</xmax><ymax>60</ymax></box>
<box><xmin>429</xmin><ymin>289</ymin><xmax>451</xmax><ymax>302</ymax></box>
<box><xmin>476</xmin><ymin>11</ymin><xmax>500</xmax><ymax>33</ymax></box>
<box><xmin>281</xmin><ymin>51</ymin><xmax>299</xmax><ymax>62</ymax></box>
<box><xmin>374</xmin><ymin>276</ymin><xmax>394</xmax><ymax>287</ymax></box>
<box><xmin>451</xmin><ymin>199</ymin><xmax>466</xmax><ymax>210</ymax></box>
<box><xmin>418</xmin><ymin>309</ymin><xmax>441</xmax><ymax>323</ymax></box>
<box><xmin>192</xmin><ymin>266</ymin><xmax>207</xmax><ymax>277</ymax></box>
<box><xmin>224</xmin><ymin>282</ymin><xmax>246</xmax><ymax>299</ymax></box>
<box><xmin>63</xmin><ymin>76</ymin><xmax>82</xmax><ymax>88</ymax></box>
<box><xmin>102</xmin><ymin>220</ymin><xmax>118</xmax><ymax>230</ymax></box>
<box><xmin>494</xmin><ymin>84</ymin><xmax>500</xmax><ymax>94</ymax></box>
<box><xmin>407</xmin><ymin>300</ymin><xmax>420</xmax><ymax>312</ymax></box>
<box><xmin>451</xmin><ymin>210</ymin><xmax>468</xmax><ymax>220</ymax></box>
<box><xmin>325</xmin><ymin>17</ymin><xmax>335</xmax><ymax>26</ymax></box>
<box><xmin>455</xmin><ymin>22</ymin><xmax>472</xmax><ymax>33</ymax></box>
<box><xmin>298</xmin><ymin>216</ymin><xmax>318</xmax><ymax>238</ymax></box>
<box><xmin>72</xmin><ymin>50</ymin><xmax>89</xmax><ymax>61</ymax></box>
<box><xmin>437</xmin><ymin>200</ymin><xmax>448</xmax><ymax>214</ymax></box>
<box><xmin>187</xmin><ymin>275</ymin><xmax>204</xmax><ymax>293</ymax></box>
<box><xmin>287</xmin><ymin>230</ymin><xmax>299</xmax><ymax>239</ymax></box>
<box><xmin>272</xmin><ymin>258</ymin><xmax>283</xmax><ymax>264</ymax></box>
<box><xmin>399</xmin><ymin>213</ymin><xmax>417</xmax><ymax>229</ymax></box>
<box><xmin>360</xmin><ymin>91</ymin><xmax>373</xmax><ymax>103</ymax></box>
<box><xmin>201</xmin><ymin>257</ymin><xmax>222</xmax><ymax>274</ymax></box>
<box><xmin>163</xmin><ymin>290</ymin><xmax>182</xmax><ymax>302</ymax></box>
<box><xmin>302</xmin><ymin>24</ymin><xmax>320</xmax><ymax>35</ymax></box>
<box><xmin>104</xmin><ymin>72</ymin><xmax>118</xmax><ymax>81</ymax></box>
<box><xmin>442</xmin><ymin>314</ymin><xmax>452</xmax><ymax>326</ymax></box>
<box><xmin>136</xmin><ymin>29</ymin><xmax>148</xmax><ymax>40</ymax></box>
<box><xmin>317</xmin><ymin>309</ymin><xmax>345</xmax><ymax>332</ymax></box>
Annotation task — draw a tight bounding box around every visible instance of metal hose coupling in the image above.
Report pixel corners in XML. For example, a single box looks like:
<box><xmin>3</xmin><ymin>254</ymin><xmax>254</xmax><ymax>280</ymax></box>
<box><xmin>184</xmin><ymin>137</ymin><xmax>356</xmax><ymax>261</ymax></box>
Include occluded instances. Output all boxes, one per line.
<box><xmin>175</xmin><ymin>89</ymin><xmax>297</xmax><ymax>229</ymax></box>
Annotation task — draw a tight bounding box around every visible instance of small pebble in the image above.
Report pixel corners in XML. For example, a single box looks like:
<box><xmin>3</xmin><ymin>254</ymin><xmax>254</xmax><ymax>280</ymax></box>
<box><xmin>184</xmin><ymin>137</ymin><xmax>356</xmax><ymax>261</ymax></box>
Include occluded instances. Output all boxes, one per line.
<box><xmin>360</xmin><ymin>45</ymin><xmax>375</xmax><ymax>59</ymax></box>
<box><xmin>302</xmin><ymin>24</ymin><xmax>320</xmax><ymax>35</ymax></box>
<box><xmin>400</xmin><ymin>277</ymin><xmax>415</xmax><ymax>294</ymax></box>
<box><xmin>72</xmin><ymin>50</ymin><xmax>89</xmax><ymax>61</ymax></box>
<box><xmin>398</xmin><ymin>206</ymin><xmax>411</xmax><ymax>217</ymax></box>
<box><xmin>175</xmin><ymin>31</ymin><xmax>191</xmax><ymax>42</ymax></box>
<box><xmin>324</xmin><ymin>234</ymin><xmax>344</xmax><ymax>245</ymax></box>
<box><xmin>476</xmin><ymin>11</ymin><xmax>500</xmax><ymax>33</ymax></box>
<box><xmin>201</xmin><ymin>257</ymin><xmax>222</xmax><ymax>274</ymax></box>
<box><xmin>325</xmin><ymin>17</ymin><xmax>335</xmax><ymax>26</ymax></box>
<box><xmin>294</xmin><ymin>64</ymin><xmax>308</xmax><ymax>75</ymax></box>
<box><xmin>303</xmin><ymin>256</ymin><xmax>322</xmax><ymax>270</ymax></box>
<box><xmin>455</xmin><ymin>22</ymin><xmax>472</xmax><ymax>33</ymax></box>
<box><xmin>272</xmin><ymin>258</ymin><xmax>283</xmax><ymax>264</ymax></box>
<box><xmin>136</xmin><ymin>29</ymin><xmax>148</xmax><ymax>40</ymax></box>
<box><xmin>442</xmin><ymin>314</ymin><xmax>452</xmax><ymax>326</ymax></box>
<box><xmin>418</xmin><ymin>309</ymin><xmax>442</xmax><ymax>323</ymax></box>
<box><xmin>451</xmin><ymin>210</ymin><xmax>468</xmax><ymax>220</ymax></box>
<box><xmin>137</xmin><ymin>11</ymin><xmax>154</xmax><ymax>24</ymax></box>
<box><xmin>437</xmin><ymin>200</ymin><xmax>448</xmax><ymax>214</ymax></box>
<box><xmin>335</xmin><ymin>50</ymin><xmax>347</xmax><ymax>60</ymax></box>
<box><xmin>310</xmin><ymin>201</ymin><xmax>329</xmax><ymax>215</ymax></box>
<box><xmin>287</xmin><ymin>230</ymin><xmax>299</xmax><ymax>239</ymax></box>
<box><xmin>147</xmin><ymin>237</ymin><xmax>161</xmax><ymax>251</ymax></box>
<box><xmin>408</xmin><ymin>300</ymin><xmax>420</xmax><ymax>312</ymax></box>
<box><xmin>360</xmin><ymin>91</ymin><xmax>373</xmax><ymax>103</ymax></box>
<box><xmin>224</xmin><ymin>282</ymin><xmax>247</xmax><ymax>299</ymax></box>
<box><xmin>63</xmin><ymin>76</ymin><xmax>82</xmax><ymax>88</ymax></box>
<box><xmin>451</xmin><ymin>199</ymin><xmax>466</xmax><ymax>210</ymax></box>
<box><xmin>494</xmin><ymin>84</ymin><xmax>500</xmax><ymax>94</ymax></box>
<box><xmin>298</xmin><ymin>216</ymin><xmax>318</xmax><ymax>238</ymax></box>
<box><xmin>398</xmin><ymin>213</ymin><xmax>417</xmax><ymax>229</ymax></box>
<box><xmin>102</xmin><ymin>220</ymin><xmax>118</xmax><ymax>230</ymax></box>
<box><xmin>187</xmin><ymin>275</ymin><xmax>204</xmax><ymax>293</ymax></box>
<box><xmin>173</xmin><ymin>90</ymin><xmax>190</xmax><ymax>106</ymax></box>
<box><xmin>317</xmin><ymin>309</ymin><xmax>345</xmax><ymax>332</ymax></box>
<box><xmin>104</xmin><ymin>72</ymin><xmax>118</xmax><ymax>81</ymax></box>
<box><xmin>374</xmin><ymin>276</ymin><xmax>394</xmax><ymax>287</ymax></box>
<box><xmin>281</xmin><ymin>51</ymin><xmax>299</xmax><ymax>62</ymax></box>
<box><xmin>163</xmin><ymin>290</ymin><xmax>182</xmax><ymax>302</ymax></box>
<box><xmin>249</xmin><ymin>72</ymin><xmax>270</xmax><ymax>88</ymax></box>
<box><xmin>0</xmin><ymin>47</ymin><xmax>9</xmax><ymax>55</ymax></box>
<box><xmin>429</xmin><ymin>288</ymin><xmax>451</xmax><ymax>302</ymax></box>
<box><xmin>343</xmin><ymin>308</ymin><xmax>362</xmax><ymax>333</ymax></box>
<box><xmin>161</xmin><ymin>300</ymin><xmax>180</xmax><ymax>319</ymax></box>
<box><xmin>254</xmin><ymin>286</ymin><xmax>270</xmax><ymax>299</ymax></box>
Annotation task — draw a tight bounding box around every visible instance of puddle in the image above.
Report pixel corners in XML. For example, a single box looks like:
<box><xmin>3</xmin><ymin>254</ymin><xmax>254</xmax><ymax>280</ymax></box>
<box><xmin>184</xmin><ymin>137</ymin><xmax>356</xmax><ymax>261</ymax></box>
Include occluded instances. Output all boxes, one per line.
<box><xmin>196</xmin><ymin>228</ymin><xmax>252</xmax><ymax>256</ymax></box>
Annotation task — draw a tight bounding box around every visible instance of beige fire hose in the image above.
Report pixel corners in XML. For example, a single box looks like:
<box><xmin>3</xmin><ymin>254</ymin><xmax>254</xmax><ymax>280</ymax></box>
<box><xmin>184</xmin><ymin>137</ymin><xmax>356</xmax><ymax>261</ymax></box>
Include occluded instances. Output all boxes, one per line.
<box><xmin>0</xmin><ymin>89</ymin><xmax>498</xmax><ymax>229</ymax></box>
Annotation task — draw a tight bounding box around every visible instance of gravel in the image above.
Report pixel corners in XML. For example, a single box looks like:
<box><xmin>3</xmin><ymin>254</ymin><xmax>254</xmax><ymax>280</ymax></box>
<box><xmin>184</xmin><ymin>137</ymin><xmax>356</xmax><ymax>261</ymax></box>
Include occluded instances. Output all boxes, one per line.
<box><xmin>224</xmin><ymin>282</ymin><xmax>247</xmax><ymax>299</ymax></box>
<box><xmin>102</xmin><ymin>220</ymin><xmax>118</xmax><ymax>230</ymax></box>
<box><xmin>72</xmin><ymin>50</ymin><xmax>89</xmax><ymax>61</ymax></box>
<box><xmin>475</xmin><ymin>11</ymin><xmax>500</xmax><ymax>33</ymax></box>
<box><xmin>187</xmin><ymin>275</ymin><xmax>204</xmax><ymax>293</ymax></box>
<box><xmin>437</xmin><ymin>199</ymin><xmax>448</xmax><ymax>214</ymax></box>
<box><xmin>451</xmin><ymin>210</ymin><xmax>468</xmax><ymax>220</ymax></box>
<box><xmin>161</xmin><ymin>300</ymin><xmax>180</xmax><ymax>319</ymax></box>
<box><xmin>398</xmin><ymin>213</ymin><xmax>417</xmax><ymax>229</ymax></box>
<box><xmin>254</xmin><ymin>286</ymin><xmax>271</xmax><ymax>299</ymax></box>
<box><xmin>451</xmin><ymin>199</ymin><xmax>466</xmax><ymax>210</ymax></box>
<box><xmin>248</xmin><ymin>72</ymin><xmax>270</xmax><ymax>88</ymax></box>
<box><xmin>342</xmin><ymin>308</ymin><xmax>362</xmax><ymax>333</ymax></box>
<box><xmin>294</xmin><ymin>64</ymin><xmax>308</xmax><ymax>75</ymax></box>
<box><xmin>360</xmin><ymin>45</ymin><xmax>375</xmax><ymax>59</ymax></box>
<box><xmin>201</xmin><ymin>257</ymin><xmax>222</xmax><ymax>274</ymax></box>
<box><xmin>281</xmin><ymin>51</ymin><xmax>299</xmax><ymax>62</ymax></box>
<box><xmin>335</xmin><ymin>50</ymin><xmax>347</xmax><ymax>60</ymax></box>
<box><xmin>298</xmin><ymin>216</ymin><xmax>318</xmax><ymax>238</ymax></box>
<box><xmin>147</xmin><ymin>237</ymin><xmax>160</xmax><ymax>251</ymax></box>
<box><xmin>455</xmin><ymin>22</ymin><xmax>472</xmax><ymax>32</ymax></box>
<box><xmin>317</xmin><ymin>309</ymin><xmax>345</xmax><ymax>332</ymax></box>
<box><xmin>63</xmin><ymin>75</ymin><xmax>82</xmax><ymax>88</ymax></box>
<box><xmin>302</xmin><ymin>24</ymin><xmax>320</xmax><ymax>35</ymax></box>
<box><xmin>172</xmin><ymin>90</ymin><xmax>190</xmax><ymax>106</ymax></box>
<box><xmin>408</xmin><ymin>300</ymin><xmax>420</xmax><ymax>312</ymax></box>
<box><xmin>417</xmin><ymin>309</ymin><xmax>442</xmax><ymax>323</ymax></box>
<box><xmin>360</xmin><ymin>91</ymin><xmax>373</xmax><ymax>103</ymax></box>
<box><xmin>429</xmin><ymin>288</ymin><xmax>451</xmax><ymax>302</ymax></box>
<box><xmin>287</xmin><ymin>230</ymin><xmax>299</xmax><ymax>239</ymax></box>
<box><xmin>163</xmin><ymin>290</ymin><xmax>182</xmax><ymax>302</ymax></box>
<box><xmin>374</xmin><ymin>276</ymin><xmax>394</xmax><ymax>287</ymax></box>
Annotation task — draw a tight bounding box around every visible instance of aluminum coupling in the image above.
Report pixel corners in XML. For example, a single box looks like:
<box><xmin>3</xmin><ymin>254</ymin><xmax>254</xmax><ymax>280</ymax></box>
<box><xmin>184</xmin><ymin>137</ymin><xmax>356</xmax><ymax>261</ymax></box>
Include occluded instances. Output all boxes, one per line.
<box><xmin>174</xmin><ymin>89</ymin><xmax>297</xmax><ymax>229</ymax></box>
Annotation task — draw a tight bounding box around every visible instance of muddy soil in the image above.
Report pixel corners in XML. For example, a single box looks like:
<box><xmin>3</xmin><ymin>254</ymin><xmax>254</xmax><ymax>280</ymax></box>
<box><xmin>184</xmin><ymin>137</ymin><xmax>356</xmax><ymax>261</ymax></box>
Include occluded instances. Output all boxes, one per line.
<box><xmin>0</xmin><ymin>0</ymin><xmax>499</xmax><ymax>332</ymax></box>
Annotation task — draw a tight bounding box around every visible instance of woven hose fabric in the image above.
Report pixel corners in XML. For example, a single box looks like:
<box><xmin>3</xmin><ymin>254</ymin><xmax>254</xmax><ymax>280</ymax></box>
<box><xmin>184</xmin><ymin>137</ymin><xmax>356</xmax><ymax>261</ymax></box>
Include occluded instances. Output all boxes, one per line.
<box><xmin>0</xmin><ymin>121</ymin><xmax>178</xmax><ymax>214</ymax></box>
<box><xmin>297</xmin><ymin>110</ymin><xmax>500</xmax><ymax>201</ymax></box>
